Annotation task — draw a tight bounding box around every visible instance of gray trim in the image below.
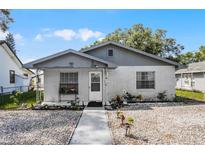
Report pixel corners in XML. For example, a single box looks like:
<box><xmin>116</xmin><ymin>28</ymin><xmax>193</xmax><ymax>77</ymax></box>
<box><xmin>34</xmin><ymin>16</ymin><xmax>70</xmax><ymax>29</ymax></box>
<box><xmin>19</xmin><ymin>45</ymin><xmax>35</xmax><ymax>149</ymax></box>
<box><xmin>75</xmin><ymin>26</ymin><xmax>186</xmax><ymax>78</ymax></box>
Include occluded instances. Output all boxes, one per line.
<box><xmin>175</xmin><ymin>70</ymin><xmax>205</xmax><ymax>74</ymax></box>
<box><xmin>24</xmin><ymin>49</ymin><xmax>117</xmax><ymax>69</ymax></box>
<box><xmin>80</xmin><ymin>41</ymin><xmax>180</xmax><ymax>67</ymax></box>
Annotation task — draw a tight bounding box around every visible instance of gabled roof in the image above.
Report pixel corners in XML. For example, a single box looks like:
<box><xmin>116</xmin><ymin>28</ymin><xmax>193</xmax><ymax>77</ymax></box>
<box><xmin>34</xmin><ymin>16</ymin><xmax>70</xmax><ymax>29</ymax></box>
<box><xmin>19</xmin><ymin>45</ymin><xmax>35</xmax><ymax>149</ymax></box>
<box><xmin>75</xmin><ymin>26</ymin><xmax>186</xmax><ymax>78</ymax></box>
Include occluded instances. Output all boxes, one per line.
<box><xmin>80</xmin><ymin>40</ymin><xmax>180</xmax><ymax>67</ymax></box>
<box><xmin>176</xmin><ymin>61</ymin><xmax>205</xmax><ymax>74</ymax></box>
<box><xmin>24</xmin><ymin>49</ymin><xmax>117</xmax><ymax>68</ymax></box>
<box><xmin>0</xmin><ymin>40</ymin><xmax>34</xmax><ymax>74</ymax></box>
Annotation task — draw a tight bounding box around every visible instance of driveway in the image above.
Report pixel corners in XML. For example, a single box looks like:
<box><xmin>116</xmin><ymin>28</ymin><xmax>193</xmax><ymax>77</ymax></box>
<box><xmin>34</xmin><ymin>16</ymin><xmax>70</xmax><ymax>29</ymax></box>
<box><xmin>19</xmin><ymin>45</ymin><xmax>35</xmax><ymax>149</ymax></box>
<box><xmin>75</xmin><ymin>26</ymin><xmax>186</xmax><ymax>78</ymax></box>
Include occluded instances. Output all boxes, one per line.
<box><xmin>70</xmin><ymin>107</ymin><xmax>112</xmax><ymax>144</ymax></box>
<box><xmin>0</xmin><ymin>110</ymin><xmax>82</xmax><ymax>145</ymax></box>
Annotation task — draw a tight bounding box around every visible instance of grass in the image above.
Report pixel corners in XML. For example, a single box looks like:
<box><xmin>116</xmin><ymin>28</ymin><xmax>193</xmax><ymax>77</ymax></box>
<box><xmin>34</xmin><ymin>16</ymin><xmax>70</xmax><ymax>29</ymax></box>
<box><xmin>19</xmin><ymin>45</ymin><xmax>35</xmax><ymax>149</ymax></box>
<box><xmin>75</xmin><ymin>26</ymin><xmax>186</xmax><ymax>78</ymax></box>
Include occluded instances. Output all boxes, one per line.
<box><xmin>0</xmin><ymin>91</ymin><xmax>41</xmax><ymax>109</ymax></box>
<box><xmin>176</xmin><ymin>89</ymin><xmax>205</xmax><ymax>102</ymax></box>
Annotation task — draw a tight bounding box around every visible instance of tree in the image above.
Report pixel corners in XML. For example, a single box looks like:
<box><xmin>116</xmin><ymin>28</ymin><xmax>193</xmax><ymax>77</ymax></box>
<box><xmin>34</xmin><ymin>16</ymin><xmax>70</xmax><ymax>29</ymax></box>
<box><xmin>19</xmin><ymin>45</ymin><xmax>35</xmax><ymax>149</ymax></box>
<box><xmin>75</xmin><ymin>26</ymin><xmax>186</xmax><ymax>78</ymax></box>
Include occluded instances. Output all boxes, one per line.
<box><xmin>175</xmin><ymin>46</ymin><xmax>205</xmax><ymax>65</ymax></box>
<box><xmin>83</xmin><ymin>24</ymin><xmax>184</xmax><ymax>58</ymax></box>
<box><xmin>0</xmin><ymin>9</ymin><xmax>13</xmax><ymax>32</ymax></box>
<box><xmin>5</xmin><ymin>33</ymin><xmax>16</xmax><ymax>54</ymax></box>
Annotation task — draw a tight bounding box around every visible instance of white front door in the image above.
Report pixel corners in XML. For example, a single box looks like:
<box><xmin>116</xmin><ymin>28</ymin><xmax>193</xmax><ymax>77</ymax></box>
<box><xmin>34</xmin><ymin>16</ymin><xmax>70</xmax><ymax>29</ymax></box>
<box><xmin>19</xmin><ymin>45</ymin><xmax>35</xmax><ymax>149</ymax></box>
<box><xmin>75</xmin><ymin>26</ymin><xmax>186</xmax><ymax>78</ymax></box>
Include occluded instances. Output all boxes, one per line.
<box><xmin>89</xmin><ymin>71</ymin><xmax>102</xmax><ymax>101</ymax></box>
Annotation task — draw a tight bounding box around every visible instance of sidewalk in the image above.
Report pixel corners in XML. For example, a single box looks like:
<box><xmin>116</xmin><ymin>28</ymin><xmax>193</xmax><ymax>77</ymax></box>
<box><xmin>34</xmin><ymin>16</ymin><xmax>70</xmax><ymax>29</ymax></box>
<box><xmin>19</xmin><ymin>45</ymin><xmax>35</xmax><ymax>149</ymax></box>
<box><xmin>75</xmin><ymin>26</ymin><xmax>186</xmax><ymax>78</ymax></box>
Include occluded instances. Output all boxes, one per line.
<box><xmin>70</xmin><ymin>108</ymin><xmax>112</xmax><ymax>144</ymax></box>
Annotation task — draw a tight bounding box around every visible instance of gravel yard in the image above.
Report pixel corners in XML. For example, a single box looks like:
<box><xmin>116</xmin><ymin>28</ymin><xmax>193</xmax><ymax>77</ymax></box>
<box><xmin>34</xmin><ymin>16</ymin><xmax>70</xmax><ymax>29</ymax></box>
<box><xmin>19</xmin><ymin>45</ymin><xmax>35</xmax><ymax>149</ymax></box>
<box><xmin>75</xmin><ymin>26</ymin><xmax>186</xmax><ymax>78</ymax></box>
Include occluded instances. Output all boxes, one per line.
<box><xmin>107</xmin><ymin>103</ymin><xmax>205</xmax><ymax>144</ymax></box>
<box><xmin>0</xmin><ymin>110</ymin><xmax>82</xmax><ymax>145</ymax></box>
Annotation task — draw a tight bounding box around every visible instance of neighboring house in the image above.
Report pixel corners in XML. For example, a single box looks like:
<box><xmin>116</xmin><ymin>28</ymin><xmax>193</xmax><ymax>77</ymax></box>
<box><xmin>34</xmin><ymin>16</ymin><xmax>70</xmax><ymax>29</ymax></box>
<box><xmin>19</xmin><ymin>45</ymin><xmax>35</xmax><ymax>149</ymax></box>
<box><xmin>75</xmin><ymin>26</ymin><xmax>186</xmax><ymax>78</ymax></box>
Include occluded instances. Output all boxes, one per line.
<box><xmin>176</xmin><ymin>61</ymin><xmax>205</xmax><ymax>92</ymax></box>
<box><xmin>24</xmin><ymin>41</ymin><xmax>179</xmax><ymax>105</ymax></box>
<box><xmin>0</xmin><ymin>40</ymin><xmax>34</xmax><ymax>94</ymax></box>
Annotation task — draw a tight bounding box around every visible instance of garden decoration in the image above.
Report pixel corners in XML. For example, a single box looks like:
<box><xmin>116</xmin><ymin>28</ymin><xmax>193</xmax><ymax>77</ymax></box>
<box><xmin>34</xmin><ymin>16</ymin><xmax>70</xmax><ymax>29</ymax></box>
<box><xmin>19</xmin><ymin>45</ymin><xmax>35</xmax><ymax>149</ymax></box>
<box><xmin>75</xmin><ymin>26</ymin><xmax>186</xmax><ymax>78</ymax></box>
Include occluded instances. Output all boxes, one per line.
<box><xmin>116</xmin><ymin>110</ymin><xmax>122</xmax><ymax>119</ymax></box>
<box><xmin>120</xmin><ymin>112</ymin><xmax>125</xmax><ymax>127</ymax></box>
<box><xmin>125</xmin><ymin>116</ymin><xmax>134</xmax><ymax>136</ymax></box>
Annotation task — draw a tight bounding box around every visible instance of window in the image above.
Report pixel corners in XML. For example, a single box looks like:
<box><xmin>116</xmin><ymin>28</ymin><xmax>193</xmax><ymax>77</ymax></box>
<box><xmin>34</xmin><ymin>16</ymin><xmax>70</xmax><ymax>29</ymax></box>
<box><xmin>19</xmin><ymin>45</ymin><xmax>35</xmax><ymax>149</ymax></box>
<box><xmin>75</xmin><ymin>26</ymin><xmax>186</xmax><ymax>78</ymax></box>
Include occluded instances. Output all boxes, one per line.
<box><xmin>59</xmin><ymin>72</ymin><xmax>78</xmax><ymax>94</ymax></box>
<box><xmin>9</xmin><ymin>70</ymin><xmax>15</xmax><ymax>84</ymax></box>
<box><xmin>182</xmin><ymin>73</ymin><xmax>192</xmax><ymax>86</ymax></box>
<box><xmin>136</xmin><ymin>72</ymin><xmax>155</xmax><ymax>89</ymax></box>
<box><xmin>23</xmin><ymin>73</ymin><xmax>28</xmax><ymax>77</ymax></box>
<box><xmin>107</xmin><ymin>49</ymin><xmax>113</xmax><ymax>56</ymax></box>
<box><xmin>91</xmin><ymin>73</ymin><xmax>100</xmax><ymax>91</ymax></box>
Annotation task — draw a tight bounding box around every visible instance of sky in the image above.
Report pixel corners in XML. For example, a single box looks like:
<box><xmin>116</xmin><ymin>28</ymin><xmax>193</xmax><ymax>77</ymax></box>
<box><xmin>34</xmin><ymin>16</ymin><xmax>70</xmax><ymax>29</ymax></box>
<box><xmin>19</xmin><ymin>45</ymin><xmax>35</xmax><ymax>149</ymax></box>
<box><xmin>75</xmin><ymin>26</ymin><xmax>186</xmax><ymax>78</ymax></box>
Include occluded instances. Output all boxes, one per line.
<box><xmin>1</xmin><ymin>9</ymin><xmax>205</xmax><ymax>63</ymax></box>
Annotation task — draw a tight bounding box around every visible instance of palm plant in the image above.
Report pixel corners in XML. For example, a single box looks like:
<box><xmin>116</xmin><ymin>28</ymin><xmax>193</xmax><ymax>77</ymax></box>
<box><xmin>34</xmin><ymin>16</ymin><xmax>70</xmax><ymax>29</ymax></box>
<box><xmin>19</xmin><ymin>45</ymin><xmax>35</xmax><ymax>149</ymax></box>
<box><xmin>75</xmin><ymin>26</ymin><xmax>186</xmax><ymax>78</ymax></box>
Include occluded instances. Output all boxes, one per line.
<box><xmin>125</xmin><ymin>116</ymin><xmax>134</xmax><ymax>136</ymax></box>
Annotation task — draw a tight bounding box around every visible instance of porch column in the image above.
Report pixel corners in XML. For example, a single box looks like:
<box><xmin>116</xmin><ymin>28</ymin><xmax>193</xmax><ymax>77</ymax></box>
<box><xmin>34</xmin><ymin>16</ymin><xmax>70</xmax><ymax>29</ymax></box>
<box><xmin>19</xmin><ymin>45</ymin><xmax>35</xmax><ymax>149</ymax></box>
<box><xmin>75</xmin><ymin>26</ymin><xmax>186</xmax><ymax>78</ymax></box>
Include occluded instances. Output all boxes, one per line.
<box><xmin>36</xmin><ymin>69</ymin><xmax>41</xmax><ymax>103</ymax></box>
<box><xmin>103</xmin><ymin>68</ymin><xmax>109</xmax><ymax>105</ymax></box>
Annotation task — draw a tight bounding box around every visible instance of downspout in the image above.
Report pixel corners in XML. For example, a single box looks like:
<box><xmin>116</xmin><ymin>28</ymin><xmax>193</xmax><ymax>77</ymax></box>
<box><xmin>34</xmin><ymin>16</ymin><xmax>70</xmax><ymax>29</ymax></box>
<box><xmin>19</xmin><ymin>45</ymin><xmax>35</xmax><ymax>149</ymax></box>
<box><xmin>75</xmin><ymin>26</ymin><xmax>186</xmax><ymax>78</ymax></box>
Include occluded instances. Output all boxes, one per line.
<box><xmin>204</xmin><ymin>72</ymin><xmax>205</xmax><ymax>100</ymax></box>
<box><xmin>181</xmin><ymin>73</ymin><xmax>183</xmax><ymax>88</ymax></box>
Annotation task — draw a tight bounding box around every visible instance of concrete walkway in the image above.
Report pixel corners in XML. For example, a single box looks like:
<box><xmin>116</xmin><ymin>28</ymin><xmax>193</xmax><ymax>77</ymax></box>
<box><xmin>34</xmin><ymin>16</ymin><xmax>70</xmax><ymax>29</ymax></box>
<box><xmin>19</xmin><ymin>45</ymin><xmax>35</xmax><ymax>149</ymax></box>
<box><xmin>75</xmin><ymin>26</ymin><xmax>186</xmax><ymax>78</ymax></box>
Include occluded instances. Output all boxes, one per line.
<box><xmin>70</xmin><ymin>108</ymin><xmax>112</xmax><ymax>144</ymax></box>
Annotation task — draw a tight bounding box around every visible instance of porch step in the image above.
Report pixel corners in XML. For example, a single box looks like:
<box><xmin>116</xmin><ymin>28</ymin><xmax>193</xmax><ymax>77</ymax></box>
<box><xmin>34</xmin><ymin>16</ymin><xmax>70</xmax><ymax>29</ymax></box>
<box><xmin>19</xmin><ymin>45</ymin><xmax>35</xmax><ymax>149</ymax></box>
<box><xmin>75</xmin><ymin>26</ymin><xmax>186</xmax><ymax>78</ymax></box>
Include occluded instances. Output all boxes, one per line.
<box><xmin>87</xmin><ymin>101</ymin><xmax>102</xmax><ymax>107</ymax></box>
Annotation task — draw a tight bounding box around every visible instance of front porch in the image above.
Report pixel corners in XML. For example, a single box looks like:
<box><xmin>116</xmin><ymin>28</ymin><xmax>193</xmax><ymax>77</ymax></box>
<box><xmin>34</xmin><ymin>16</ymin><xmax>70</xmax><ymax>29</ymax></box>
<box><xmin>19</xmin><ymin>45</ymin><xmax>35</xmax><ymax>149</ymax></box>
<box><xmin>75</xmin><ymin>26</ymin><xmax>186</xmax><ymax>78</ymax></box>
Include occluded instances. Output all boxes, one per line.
<box><xmin>42</xmin><ymin>68</ymin><xmax>109</xmax><ymax>106</ymax></box>
<box><xmin>24</xmin><ymin>49</ymin><xmax>117</xmax><ymax>106</ymax></box>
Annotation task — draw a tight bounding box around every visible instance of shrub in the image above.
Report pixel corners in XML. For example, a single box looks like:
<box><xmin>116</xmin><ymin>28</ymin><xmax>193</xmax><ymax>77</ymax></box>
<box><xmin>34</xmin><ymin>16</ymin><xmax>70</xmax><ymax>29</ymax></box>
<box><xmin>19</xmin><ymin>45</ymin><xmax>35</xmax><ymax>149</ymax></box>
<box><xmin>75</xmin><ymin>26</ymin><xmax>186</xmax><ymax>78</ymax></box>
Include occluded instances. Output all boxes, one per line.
<box><xmin>157</xmin><ymin>91</ymin><xmax>167</xmax><ymax>101</ymax></box>
<box><xmin>9</xmin><ymin>91</ymin><xmax>23</xmax><ymax>105</ymax></box>
<box><xmin>110</xmin><ymin>95</ymin><xmax>123</xmax><ymax>109</ymax></box>
<box><xmin>173</xmin><ymin>95</ymin><xmax>185</xmax><ymax>102</ymax></box>
<box><xmin>136</xmin><ymin>94</ymin><xmax>143</xmax><ymax>101</ymax></box>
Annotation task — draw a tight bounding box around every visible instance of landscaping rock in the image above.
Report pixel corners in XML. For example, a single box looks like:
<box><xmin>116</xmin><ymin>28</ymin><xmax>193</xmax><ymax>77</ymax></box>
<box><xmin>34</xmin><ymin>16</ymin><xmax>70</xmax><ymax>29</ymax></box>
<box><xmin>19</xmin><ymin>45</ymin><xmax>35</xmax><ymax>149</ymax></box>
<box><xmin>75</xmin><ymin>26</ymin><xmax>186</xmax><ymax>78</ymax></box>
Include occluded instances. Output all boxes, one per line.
<box><xmin>0</xmin><ymin>110</ymin><xmax>82</xmax><ymax>144</ymax></box>
<box><xmin>107</xmin><ymin>103</ymin><xmax>205</xmax><ymax>144</ymax></box>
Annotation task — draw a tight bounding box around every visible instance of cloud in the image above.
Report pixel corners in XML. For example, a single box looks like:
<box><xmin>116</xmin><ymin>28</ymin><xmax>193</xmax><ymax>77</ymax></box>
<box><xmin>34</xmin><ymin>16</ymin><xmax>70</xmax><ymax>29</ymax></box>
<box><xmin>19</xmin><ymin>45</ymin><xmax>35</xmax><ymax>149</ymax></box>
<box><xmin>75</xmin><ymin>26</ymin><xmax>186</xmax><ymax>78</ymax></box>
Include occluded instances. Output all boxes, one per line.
<box><xmin>14</xmin><ymin>33</ymin><xmax>23</xmax><ymax>41</ymax></box>
<box><xmin>14</xmin><ymin>33</ymin><xmax>24</xmax><ymax>46</ymax></box>
<box><xmin>53</xmin><ymin>29</ymin><xmax>76</xmax><ymax>41</ymax></box>
<box><xmin>78</xmin><ymin>28</ymin><xmax>102</xmax><ymax>41</ymax></box>
<box><xmin>34</xmin><ymin>34</ymin><xmax>44</xmax><ymax>41</ymax></box>
<box><xmin>34</xmin><ymin>28</ymin><xmax>103</xmax><ymax>42</ymax></box>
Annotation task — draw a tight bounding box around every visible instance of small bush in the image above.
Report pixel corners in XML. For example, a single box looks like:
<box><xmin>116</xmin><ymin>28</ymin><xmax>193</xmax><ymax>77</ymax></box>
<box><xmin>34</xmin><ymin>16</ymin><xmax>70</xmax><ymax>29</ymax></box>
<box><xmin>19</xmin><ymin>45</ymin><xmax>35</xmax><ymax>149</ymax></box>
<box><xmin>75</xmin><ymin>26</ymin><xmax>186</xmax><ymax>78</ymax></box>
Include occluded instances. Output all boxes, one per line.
<box><xmin>173</xmin><ymin>96</ymin><xmax>185</xmax><ymax>102</ymax></box>
<box><xmin>157</xmin><ymin>91</ymin><xmax>168</xmax><ymax>101</ymax></box>
<box><xmin>136</xmin><ymin>94</ymin><xmax>143</xmax><ymax>101</ymax></box>
<box><xmin>0</xmin><ymin>90</ymin><xmax>40</xmax><ymax>109</ymax></box>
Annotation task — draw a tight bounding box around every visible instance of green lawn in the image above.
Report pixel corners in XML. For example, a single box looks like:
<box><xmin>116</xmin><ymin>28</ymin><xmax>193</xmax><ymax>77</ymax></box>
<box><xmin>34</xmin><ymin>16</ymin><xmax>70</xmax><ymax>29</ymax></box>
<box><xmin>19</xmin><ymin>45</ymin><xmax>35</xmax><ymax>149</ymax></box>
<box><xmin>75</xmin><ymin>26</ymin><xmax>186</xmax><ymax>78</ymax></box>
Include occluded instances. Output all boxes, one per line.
<box><xmin>0</xmin><ymin>98</ymin><xmax>36</xmax><ymax>109</ymax></box>
<box><xmin>176</xmin><ymin>89</ymin><xmax>205</xmax><ymax>102</ymax></box>
<box><xmin>0</xmin><ymin>91</ymin><xmax>40</xmax><ymax>109</ymax></box>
